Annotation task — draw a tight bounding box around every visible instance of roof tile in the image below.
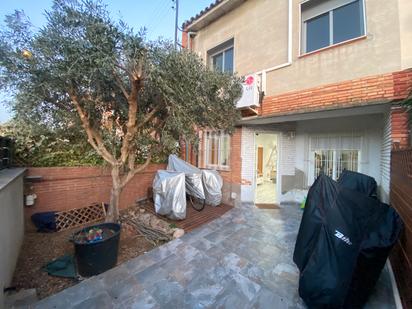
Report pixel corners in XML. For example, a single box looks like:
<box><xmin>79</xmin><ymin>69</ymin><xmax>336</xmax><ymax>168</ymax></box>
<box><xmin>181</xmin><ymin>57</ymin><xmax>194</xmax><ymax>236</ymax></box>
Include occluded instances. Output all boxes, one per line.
<box><xmin>182</xmin><ymin>0</ymin><xmax>224</xmax><ymax>29</ymax></box>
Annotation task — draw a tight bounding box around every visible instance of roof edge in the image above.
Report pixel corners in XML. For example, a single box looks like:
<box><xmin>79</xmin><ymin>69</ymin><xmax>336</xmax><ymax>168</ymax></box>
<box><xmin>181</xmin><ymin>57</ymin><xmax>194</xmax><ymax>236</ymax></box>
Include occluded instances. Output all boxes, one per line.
<box><xmin>182</xmin><ymin>0</ymin><xmax>224</xmax><ymax>30</ymax></box>
<box><xmin>182</xmin><ymin>0</ymin><xmax>247</xmax><ymax>32</ymax></box>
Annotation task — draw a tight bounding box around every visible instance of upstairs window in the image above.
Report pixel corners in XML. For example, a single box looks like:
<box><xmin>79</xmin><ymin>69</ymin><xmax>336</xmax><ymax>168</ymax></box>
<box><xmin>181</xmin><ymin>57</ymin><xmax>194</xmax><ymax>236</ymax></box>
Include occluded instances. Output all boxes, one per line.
<box><xmin>212</xmin><ymin>47</ymin><xmax>234</xmax><ymax>74</ymax></box>
<box><xmin>301</xmin><ymin>0</ymin><xmax>365</xmax><ymax>54</ymax></box>
<box><xmin>208</xmin><ymin>38</ymin><xmax>234</xmax><ymax>74</ymax></box>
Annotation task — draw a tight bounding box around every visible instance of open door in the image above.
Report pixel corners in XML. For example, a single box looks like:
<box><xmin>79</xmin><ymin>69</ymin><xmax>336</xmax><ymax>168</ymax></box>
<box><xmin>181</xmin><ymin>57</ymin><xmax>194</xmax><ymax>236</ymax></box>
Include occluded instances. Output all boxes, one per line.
<box><xmin>257</xmin><ymin>146</ymin><xmax>263</xmax><ymax>177</ymax></box>
<box><xmin>255</xmin><ymin>133</ymin><xmax>278</xmax><ymax>204</ymax></box>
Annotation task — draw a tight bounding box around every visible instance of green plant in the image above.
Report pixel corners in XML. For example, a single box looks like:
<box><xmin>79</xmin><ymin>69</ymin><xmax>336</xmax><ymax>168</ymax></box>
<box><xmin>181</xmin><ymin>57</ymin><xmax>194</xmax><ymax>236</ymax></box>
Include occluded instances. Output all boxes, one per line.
<box><xmin>0</xmin><ymin>0</ymin><xmax>242</xmax><ymax>221</ymax></box>
<box><xmin>169</xmin><ymin>223</ymin><xmax>177</xmax><ymax>229</ymax></box>
<box><xmin>0</xmin><ymin>120</ymin><xmax>103</xmax><ymax>166</ymax></box>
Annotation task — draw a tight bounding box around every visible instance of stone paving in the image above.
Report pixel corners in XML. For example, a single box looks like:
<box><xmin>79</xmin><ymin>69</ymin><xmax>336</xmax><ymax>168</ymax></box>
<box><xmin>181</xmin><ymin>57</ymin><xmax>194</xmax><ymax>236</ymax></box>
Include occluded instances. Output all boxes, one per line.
<box><xmin>34</xmin><ymin>203</ymin><xmax>396</xmax><ymax>309</ymax></box>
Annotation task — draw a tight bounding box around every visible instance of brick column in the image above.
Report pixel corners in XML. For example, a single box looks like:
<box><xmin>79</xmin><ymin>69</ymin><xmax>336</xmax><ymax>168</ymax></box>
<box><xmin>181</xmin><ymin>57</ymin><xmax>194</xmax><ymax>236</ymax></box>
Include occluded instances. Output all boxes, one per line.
<box><xmin>181</xmin><ymin>28</ymin><xmax>188</xmax><ymax>49</ymax></box>
<box><xmin>391</xmin><ymin>106</ymin><xmax>410</xmax><ymax>150</ymax></box>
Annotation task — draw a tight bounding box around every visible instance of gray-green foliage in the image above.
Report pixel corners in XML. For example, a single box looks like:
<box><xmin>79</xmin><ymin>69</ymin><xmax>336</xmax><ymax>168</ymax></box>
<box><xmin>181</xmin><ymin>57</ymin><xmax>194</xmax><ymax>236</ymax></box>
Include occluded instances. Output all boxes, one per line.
<box><xmin>0</xmin><ymin>0</ymin><xmax>242</xmax><ymax>167</ymax></box>
<box><xmin>0</xmin><ymin>119</ymin><xmax>103</xmax><ymax>166</ymax></box>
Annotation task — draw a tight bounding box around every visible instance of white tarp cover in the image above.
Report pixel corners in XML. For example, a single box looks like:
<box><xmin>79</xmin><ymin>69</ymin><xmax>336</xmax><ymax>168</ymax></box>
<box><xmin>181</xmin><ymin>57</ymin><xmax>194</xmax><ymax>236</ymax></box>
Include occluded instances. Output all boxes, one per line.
<box><xmin>202</xmin><ymin>169</ymin><xmax>223</xmax><ymax>206</ymax></box>
<box><xmin>280</xmin><ymin>189</ymin><xmax>308</xmax><ymax>205</ymax></box>
<box><xmin>153</xmin><ymin>170</ymin><xmax>186</xmax><ymax>220</ymax></box>
<box><xmin>167</xmin><ymin>154</ymin><xmax>205</xmax><ymax>200</ymax></box>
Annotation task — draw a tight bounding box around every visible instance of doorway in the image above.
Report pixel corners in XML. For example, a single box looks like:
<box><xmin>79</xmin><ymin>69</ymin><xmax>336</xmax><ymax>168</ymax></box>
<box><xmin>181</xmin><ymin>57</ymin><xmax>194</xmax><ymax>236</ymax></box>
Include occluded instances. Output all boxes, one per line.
<box><xmin>255</xmin><ymin>133</ymin><xmax>278</xmax><ymax>204</ymax></box>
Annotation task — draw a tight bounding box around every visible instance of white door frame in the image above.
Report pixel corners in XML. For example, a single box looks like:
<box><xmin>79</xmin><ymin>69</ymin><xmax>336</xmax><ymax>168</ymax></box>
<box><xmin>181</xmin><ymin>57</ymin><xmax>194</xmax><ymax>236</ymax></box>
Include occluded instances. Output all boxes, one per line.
<box><xmin>253</xmin><ymin>131</ymin><xmax>281</xmax><ymax>204</ymax></box>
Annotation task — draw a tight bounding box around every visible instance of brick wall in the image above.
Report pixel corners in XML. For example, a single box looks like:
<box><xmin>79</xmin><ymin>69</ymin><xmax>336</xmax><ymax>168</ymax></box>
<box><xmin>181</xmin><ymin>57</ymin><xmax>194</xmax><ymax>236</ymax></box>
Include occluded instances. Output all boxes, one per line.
<box><xmin>391</xmin><ymin>106</ymin><xmax>410</xmax><ymax>149</ymax></box>
<box><xmin>182</xmin><ymin>30</ymin><xmax>188</xmax><ymax>49</ymax></box>
<box><xmin>25</xmin><ymin>164</ymin><xmax>165</xmax><ymax>215</ymax></box>
<box><xmin>261</xmin><ymin>69</ymin><xmax>412</xmax><ymax>117</ymax></box>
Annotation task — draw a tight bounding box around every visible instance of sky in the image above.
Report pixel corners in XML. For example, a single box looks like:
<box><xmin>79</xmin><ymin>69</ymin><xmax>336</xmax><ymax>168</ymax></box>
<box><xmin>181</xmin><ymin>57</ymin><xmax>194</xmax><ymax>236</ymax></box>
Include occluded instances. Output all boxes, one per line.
<box><xmin>0</xmin><ymin>0</ymin><xmax>213</xmax><ymax>123</ymax></box>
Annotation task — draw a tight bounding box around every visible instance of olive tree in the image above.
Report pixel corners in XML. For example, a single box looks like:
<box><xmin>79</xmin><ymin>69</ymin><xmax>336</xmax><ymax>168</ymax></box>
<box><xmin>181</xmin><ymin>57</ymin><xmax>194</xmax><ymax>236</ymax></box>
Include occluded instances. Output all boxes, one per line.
<box><xmin>0</xmin><ymin>0</ymin><xmax>242</xmax><ymax>221</ymax></box>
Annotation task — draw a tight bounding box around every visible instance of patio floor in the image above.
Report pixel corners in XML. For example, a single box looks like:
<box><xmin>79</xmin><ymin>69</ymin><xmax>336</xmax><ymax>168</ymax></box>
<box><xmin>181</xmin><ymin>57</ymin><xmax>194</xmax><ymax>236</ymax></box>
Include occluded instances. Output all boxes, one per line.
<box><xmin>139</xmin><ymin>201</ymin><xmax>234</xmax><ymax>232</ymax></box>
<box><xmin>34</xmin><ymin>203</ymin><xmax>396</xmax><ymax>309</ymax></box>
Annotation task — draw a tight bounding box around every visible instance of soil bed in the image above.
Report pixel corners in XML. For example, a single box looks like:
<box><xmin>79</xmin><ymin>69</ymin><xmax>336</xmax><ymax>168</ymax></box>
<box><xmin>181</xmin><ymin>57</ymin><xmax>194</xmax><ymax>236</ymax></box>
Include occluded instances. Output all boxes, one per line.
<box><xmin>12</xmin><ymin>200</ymin><xmax>232</xmax><ymax>300</ymax></box>
<box><xmin>12</xmin><ymin>206</ymin><xmax>158</xmax><ymax>300</ymax></box>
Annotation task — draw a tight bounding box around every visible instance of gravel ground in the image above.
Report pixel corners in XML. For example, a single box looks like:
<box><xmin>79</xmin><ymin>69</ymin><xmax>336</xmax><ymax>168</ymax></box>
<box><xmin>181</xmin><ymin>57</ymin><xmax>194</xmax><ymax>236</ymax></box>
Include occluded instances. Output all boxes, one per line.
<box><xmin>11</xmin><ymin>209</ymin><xmax>158</xmax><ymax>300</ymax></box>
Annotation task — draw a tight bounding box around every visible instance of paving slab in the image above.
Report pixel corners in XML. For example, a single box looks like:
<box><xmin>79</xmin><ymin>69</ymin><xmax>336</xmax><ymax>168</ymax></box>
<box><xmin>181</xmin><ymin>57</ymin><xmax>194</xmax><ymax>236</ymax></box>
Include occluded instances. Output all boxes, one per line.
<box><xmin>33</xmin><ymin>203</ymin><xmax>396</xmax><ymax>309</ymax></box>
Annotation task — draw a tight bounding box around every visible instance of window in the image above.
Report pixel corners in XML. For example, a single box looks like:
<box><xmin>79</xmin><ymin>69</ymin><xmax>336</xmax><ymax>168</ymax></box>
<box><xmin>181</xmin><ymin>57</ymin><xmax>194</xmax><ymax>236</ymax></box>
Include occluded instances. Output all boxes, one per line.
<box><xmin>306</xmin><ymin>12</ymin><xmax>330</xmax><ymax>52</ymax></box>
<box><xmin>208</xmin><ymin>38</ymin><xmax>234</xmax><ymax>74</ymax></box>
<box><xmin>205</xmin><ymin>131</ymin><xmax>230</xmax><ymax>169</ymax></box>
<box><xmin>301</xmin><ymin>0</ymin><xmax>365</xmax><ymax>54</ymax></box>
<box><xmin>211</xmin><ymin>47</ymin><xmax>233</xmax><ymax>74</ymax></box>
<box><xmin>314</xmin><ymin>149</ymin><xmax>359</xmax><ymax>180</ymax></box>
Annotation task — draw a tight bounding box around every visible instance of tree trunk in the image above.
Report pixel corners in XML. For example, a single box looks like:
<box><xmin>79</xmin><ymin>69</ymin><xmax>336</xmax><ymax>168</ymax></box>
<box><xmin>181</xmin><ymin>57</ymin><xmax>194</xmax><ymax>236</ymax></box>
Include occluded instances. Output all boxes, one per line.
<box><xmin>106</xmin><ymin>166</ymin><xmax>122</xmax><ymax>222</ymax></box>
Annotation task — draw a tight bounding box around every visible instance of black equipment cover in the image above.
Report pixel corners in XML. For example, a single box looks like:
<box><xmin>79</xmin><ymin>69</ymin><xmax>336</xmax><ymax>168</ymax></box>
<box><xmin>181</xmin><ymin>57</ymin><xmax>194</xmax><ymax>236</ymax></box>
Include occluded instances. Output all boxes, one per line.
<box><xmin>338</xmin><ymin>170</ymin><xmax>378</xmax><ymax>198</ymax></box>
<box><xmin>293</xmin><ymin>174</ymin><xmax>403</xmax><ymax>308</ymax></box>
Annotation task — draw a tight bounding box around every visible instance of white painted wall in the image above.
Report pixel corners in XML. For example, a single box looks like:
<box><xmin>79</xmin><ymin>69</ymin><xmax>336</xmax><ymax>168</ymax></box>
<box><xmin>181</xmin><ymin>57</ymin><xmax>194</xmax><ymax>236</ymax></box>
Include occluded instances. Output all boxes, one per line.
<box><xmin>241</xmin><ymin>127</ymin><xmax>255</xmax><ymax>202</ymax></box>
<box><xmin>240</xmin><ymin>114</ymin><xmax>387</xmax><ymax>201</ymax></box>
<box><xmin>0</xmin><ymin>169</ymin><xmax>25</xmax><ymax>307</ymax></box>
<box><xmin>294</xmin><ymin>114</ymin><xmax>385</xmax><ymax>187</ymax></box>
<box><xmin>380</xmin><ymin>112</ymin><xmax>392</xmax><ymax>203</ymax></box>
<box><xmin>279</xmin><ymin>132</ymin><xmax>296</xmax><ymax>176</ymax></box>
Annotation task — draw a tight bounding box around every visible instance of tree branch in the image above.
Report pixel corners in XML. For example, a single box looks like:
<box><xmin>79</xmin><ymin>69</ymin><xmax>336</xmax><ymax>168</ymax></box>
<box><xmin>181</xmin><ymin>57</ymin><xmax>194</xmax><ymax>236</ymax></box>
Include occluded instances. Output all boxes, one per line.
<box><xmin>68</xmin><ymin>88</ymin><xmax>116</xmax><ymax>165</ymax></box>
<box><xmin>136</xmin><ymin>105</ymin><xmax>162</xmax><ymax>131</ymax></box>
<box><xmin>128</xmin><ymin>152</ymin><xmax>135</xmax><ymax>171</ymax></box>
<box><xmin>112</xmin><ymin>69</ymin><xmax>129</xmax><ymax>100</ymax></box>
<box><xmin>120</xmin><ymin>77</ymin><xmax>141</xmax><ymax>164</ymax></box>
<box><xmin>114</xmin><ymin>63</ymin><xmax>131</xmax><ymax>74</ymax></box>
<box><xmin>120</xmin><ymin>149</ymin><xmax>153</xmax><ymax>188</ymax></box>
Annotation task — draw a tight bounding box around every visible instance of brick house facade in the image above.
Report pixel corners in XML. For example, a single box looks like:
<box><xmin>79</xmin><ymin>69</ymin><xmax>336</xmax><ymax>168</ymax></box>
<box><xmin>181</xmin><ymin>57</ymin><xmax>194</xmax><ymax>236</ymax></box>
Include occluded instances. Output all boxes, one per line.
<box><xmin>182</xmin><ymin>0</ymin><xmax>412</xmax><ymax>206</ymax></box>
<box><xmin>260</xmin><ymin>70</ymin><xmax>412</xmax><ymax>120</ymax></box>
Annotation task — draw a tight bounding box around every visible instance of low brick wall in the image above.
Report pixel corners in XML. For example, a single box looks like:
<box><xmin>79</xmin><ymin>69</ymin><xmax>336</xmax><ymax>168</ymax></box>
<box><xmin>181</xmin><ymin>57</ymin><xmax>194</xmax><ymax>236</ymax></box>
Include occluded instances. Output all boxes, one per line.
<box><xmin>26</xmin><ymin>164</ymin><xmax>165</xmax><ymax>215</ymax></box>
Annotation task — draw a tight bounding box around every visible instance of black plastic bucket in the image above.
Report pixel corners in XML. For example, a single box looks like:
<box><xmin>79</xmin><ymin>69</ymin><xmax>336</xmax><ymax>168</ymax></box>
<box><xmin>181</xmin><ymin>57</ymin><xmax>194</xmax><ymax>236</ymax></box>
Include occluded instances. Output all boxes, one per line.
<box><xmin>73</xmin><ymin>223</ymin><xmax>121</xmax><ymax>277</ymax></box>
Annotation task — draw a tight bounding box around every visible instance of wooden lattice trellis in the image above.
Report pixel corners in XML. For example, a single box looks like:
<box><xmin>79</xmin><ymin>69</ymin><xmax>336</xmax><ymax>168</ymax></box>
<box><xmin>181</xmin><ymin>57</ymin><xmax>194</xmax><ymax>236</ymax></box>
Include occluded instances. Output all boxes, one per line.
<box><xmin>55</xmin><ymin>203</ymin><xmax>106</xmax><ymax>231</ymax></box>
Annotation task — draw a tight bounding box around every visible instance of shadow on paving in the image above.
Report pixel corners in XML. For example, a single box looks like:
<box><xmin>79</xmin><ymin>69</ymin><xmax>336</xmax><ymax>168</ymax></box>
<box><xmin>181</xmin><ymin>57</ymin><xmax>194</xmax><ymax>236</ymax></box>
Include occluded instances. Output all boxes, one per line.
<box><xmin>34</xmin><ymin>203</ymin><xmax>396</xmax><ymax>309</ymax></box>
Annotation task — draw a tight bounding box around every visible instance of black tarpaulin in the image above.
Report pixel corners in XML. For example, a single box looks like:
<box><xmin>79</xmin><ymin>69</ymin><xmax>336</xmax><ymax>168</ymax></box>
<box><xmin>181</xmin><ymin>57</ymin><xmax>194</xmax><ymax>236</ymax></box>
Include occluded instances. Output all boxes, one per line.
<box><xmin>344</xmin><ymin>206</ymin><xmax>403</xmax><ymax>308</ymax></box>
<box><xmin>293</xmin><ymin>174</ymin><xmax>403</xmax><ymax>308</ymax></box>
<box><xmin>338</xmin><ymin>170</ymin><xmax>378</xmax><ymax>198</ymax></box>
<box><xmin>31</xmin><ymin>211</ymin><xmax>57</xmax><ymax>232</ymax></box>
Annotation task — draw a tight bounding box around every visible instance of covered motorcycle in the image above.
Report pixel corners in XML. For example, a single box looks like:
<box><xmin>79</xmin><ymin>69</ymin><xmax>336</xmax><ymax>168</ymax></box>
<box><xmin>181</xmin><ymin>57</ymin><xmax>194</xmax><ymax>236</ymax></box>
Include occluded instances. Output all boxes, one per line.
<box><xmin>152</xmin><ymin>170</ymin><xmax>186</xmax><ymax>220</ymax></box>
<box><xmin>167</xmin><ymin>154</ymin><xmax>205</xmax><ymax>201</ymax></box>
<box><xmin>293</xmin><ymin>174</ymin><xmax>403</xmax><ymax>308</ymax></box>
<box><xmin>338</xmin><ymin>169</ymin><xmax>378</xmax><ymax>198</ymax></box>
<box><xmin>202</xmin><ymin>169</ymin><xmax>223</xmax><ymax>206</ymax></box>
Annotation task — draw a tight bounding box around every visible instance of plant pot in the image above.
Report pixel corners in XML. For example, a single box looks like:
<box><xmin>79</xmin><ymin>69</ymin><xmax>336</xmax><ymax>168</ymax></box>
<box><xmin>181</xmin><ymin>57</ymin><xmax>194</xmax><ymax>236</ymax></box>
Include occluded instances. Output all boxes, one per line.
<box><xmin>72</xmin><ymin>223</ymin><xmax>121</xmax><ymax>277</ymax></box>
